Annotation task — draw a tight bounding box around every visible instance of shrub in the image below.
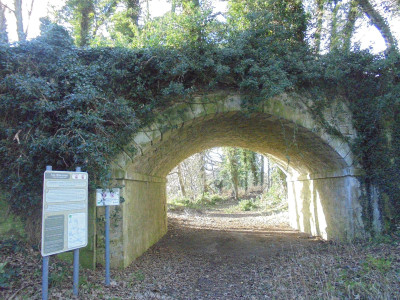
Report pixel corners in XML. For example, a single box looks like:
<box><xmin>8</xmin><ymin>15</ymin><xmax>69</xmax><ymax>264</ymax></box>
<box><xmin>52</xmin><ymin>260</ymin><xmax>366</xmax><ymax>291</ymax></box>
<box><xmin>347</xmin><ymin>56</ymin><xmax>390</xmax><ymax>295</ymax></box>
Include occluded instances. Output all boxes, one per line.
<box><xmin>0</xmin><ymin>262</ymin><xmax>20</xmax><ymax>289</ymax></box>
<box><xmin>238</xmin><ymin>199</ymin><xmax>258</xmax><ymax>211</ymax></box>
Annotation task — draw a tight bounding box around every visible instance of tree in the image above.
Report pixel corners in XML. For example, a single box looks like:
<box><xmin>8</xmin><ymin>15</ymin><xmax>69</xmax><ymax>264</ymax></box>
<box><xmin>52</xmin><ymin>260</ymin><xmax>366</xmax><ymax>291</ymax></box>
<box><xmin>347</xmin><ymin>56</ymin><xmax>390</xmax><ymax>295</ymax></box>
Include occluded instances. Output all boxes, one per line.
<box><xmin>225</xmin><ymin>148</ymin><xmax>240</xmax><ymax>199</ymax></box>
<box><xmin>92</xmin><ymin>0</ymin><xmax>119</xmax><ymax>38</ymax></box>
<box><xmin>266</xmin><ymin>156</ymin><xmax>271</xmax><ymax>190</ymax></box>
<box><xmin>111</xmin><ymin>0</ymin><xmax>140</xmax><ymax>40</ymax></box>
<box><xmin>14</xmin><ymin>0</ymin><xmax>25</xmax><ymax>41</ymax></box>
<box><xmin>59</xmin><ymin>0</ymin><xmax>123</xmax><ymax>47</ymax></box>
<box><xmin>125</xmin><ymin>0</ymin><xmax>140</xmax><ymax>25</ymax></box>
<box><xmin>314</xmin><ymin>0</ymin><xmax>326</xmax><ymax>53</ymax></box>
<box><xmin>314</xmin><ymin>0</ymin><xmax>360</xmax><ymax>52</ymax></box>
<box><xmin>260</xmin><ymin>155</ymin><xmax>264</xmax><ymax>187</ymax></box>
<box><xmin>200</xmin><ymin>150</ymin><xmax>208</xmax><ymax>195</ymax></box>
<box><xmin>227</xmin><ymin>0</ymin><xmax>307</xmax><ymax>43</ymax></box>
<box><xmin>329</xmin><ymin>0</ymin><xmax>341</xmax><ymax>51</ymax></box>
<box><xmin>167</xmin><ymin>148</ymin><xmax>280</xmax><ymax>201</ymax></box>
<box><xmin>177</xmin><ymin>163</ymin><xmax>186</xmax><ymax>197</ymax></box>
<box><xmin>171</xmin><ymin>0</ymin><xmax>177</xmax><ymax>12</ymax></box>
<box><xmin>0</xmin><ymin>0</ymin><xmax>34</xmax><ymax>42</ymax></box>
<box><xmin>249</xmin><ymin>151</ymin><xmax>259</xmax><ymax>186</ymax></box>
<box><xmin>357</xmin><ymin>0</ymin><xmax>397</xmax><ymax>52</ymax></box>
<box><xmin>60</xmin><ymin>0</ymin><xmax>95</xmax><ymax>47</ymax></box>
<box><xmin>309</xmin><ymin>0</ymin><xmax>398</xmax><ymax>53</ymax></box>
<box><xmin>239</xmin><ymin>149</ymin><xmax>249</xmax><ymax>192</ymax></box>
<box><xmin>0</xmin><ymin>0</ymin><xmax>8</xmax><ymax>43</ymax></box>
<box><xmin>342</xmin><ymin>0</ymin><xmax>358</xmax><ymax>52</ymax></box>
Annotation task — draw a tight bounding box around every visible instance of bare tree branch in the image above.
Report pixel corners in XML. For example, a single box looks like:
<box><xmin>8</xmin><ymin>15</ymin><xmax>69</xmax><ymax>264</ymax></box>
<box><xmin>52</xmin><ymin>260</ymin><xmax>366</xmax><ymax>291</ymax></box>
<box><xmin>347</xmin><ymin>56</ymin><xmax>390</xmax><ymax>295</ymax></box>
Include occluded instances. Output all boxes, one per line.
<box><xmin>24</xmin><ymin>0</ymin><xmax>35</xmax><ymax>37</ymax></box>
<box><xmin>358</xmin><ymin>0</ymin><xmax>398</xmax><ymax>52</ymax></box>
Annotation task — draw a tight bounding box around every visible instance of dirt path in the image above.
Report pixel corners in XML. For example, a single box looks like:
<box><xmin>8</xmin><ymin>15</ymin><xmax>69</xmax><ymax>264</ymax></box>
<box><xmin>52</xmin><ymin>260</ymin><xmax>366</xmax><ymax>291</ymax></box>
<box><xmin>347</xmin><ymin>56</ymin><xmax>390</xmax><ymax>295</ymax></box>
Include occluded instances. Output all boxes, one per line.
<box><xmin>2</xmin><ymin>207</ymin><xmax>399</xmax><ymax>299</ymax></box>
<box><xmin>162</xmin><ymin>210</ymin><xmax>319</xmax><ymax>259</ymax></box>
<box><xmin>122</xmin><ymin>210</ymin><xmax>326</xmax><ymax>299</ymax></box>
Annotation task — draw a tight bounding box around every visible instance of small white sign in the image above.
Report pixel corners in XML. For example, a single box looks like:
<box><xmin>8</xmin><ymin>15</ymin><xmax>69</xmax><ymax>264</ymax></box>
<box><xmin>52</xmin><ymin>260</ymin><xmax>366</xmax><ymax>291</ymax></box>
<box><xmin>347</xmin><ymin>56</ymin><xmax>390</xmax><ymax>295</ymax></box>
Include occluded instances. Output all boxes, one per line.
<box><xmin>96</xmin><ymin>189</ymin><xmax>120</xmax><ymax>206</ymax></box>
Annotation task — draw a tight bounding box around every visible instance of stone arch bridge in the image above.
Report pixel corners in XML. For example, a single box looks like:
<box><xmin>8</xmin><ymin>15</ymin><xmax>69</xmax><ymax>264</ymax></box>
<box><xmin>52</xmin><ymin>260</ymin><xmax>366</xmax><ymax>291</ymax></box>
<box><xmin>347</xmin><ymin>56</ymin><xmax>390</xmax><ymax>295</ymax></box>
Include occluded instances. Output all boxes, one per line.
<box><xmin>93</xmin><ymin>91</ymin><xmax>379</xmax><ymax>268</ymax></box>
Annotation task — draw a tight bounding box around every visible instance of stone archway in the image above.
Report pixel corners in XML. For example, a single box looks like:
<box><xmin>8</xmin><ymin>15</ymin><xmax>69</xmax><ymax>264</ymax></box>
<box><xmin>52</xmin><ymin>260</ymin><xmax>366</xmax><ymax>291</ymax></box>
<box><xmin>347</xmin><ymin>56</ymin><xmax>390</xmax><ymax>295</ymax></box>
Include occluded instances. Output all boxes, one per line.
<box><xmin>104</xmin><ymin>91</ymin><xmax>370</xmax><ymax>268</ymax></box>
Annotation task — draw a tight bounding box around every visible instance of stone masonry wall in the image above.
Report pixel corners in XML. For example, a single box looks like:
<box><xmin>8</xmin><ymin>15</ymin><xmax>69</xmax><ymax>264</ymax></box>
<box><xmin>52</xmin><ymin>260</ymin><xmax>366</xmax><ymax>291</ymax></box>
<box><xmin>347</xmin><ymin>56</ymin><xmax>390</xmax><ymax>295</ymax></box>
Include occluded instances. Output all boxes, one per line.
<box><xmin>105</xmin><ymin>91</ymin><xmax>370</xmax><ymax>268</ymax></box>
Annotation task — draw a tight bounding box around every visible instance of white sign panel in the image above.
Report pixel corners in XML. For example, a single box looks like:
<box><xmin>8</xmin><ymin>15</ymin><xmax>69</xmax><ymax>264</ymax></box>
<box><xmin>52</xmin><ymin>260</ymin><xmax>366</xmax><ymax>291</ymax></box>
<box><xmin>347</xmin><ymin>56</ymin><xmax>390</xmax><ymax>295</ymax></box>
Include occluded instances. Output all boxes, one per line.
<box><xmin>41</xmin><ymin>170</ymin><xmax>88</xmax><ymax>256</ymax></box>
<box><xmin>96</xmin><ymin>189</ymin><xmax>120</xmax><ymax>206</ymax></box>
<box><xmin>67</xmin><ymin>212</ymin><xmax>87</xmax><ymax>248</ymax></box>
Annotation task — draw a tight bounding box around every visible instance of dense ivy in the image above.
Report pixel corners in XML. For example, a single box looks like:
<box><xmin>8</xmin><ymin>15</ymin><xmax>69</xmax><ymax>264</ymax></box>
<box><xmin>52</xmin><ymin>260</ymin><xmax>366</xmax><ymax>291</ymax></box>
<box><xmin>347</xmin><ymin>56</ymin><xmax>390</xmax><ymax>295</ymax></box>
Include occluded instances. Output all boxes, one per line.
<box><xmin>0</xmin><ymin>25</ymin><xmax>139</xmax><ymax>217</ymax></box>
<box><xmin>1</xmin><ymin>9</ymin><xmax>400</xmax><ymax>233</ymax></box>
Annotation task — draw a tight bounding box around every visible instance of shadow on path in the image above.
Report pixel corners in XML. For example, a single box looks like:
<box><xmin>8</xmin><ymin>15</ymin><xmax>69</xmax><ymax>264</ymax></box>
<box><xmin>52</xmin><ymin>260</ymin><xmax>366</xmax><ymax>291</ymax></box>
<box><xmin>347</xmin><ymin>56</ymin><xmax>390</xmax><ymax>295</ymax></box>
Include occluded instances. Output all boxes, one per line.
<box><xmin>125</xmin><ymin>211</ymin><xmax>327</xmax><ymax>299</ymax></box>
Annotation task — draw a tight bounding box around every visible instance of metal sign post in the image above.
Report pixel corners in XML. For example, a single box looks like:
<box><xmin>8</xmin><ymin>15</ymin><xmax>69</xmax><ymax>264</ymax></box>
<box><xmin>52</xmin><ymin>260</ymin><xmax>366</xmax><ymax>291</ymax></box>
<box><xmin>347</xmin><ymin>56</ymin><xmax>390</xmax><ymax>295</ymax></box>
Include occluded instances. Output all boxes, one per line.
<box><xmin>105</xmin><ymin>205</ymin><xmax>110</xmax><ymax>285</ymax></box>
<box><xmin>73</xmin><ymin>166</ymin><xmax>82</xmax><ymax>296</ymax></box>
<box><xmin>42</xmin><ymin>254</ymin><xmax>49</xmax><ymax>300</ymax></box>
<box><xmin>42</xmin><ymin>166</ymin><xmax>52</xmax><ymax>300</ymax></box>
<box><xmin>41</xmin><ymin>166</ymin><xmax>88</xmax><ymax>299</ymax></box>
<box><xmin>96</xmin><ymin>188</ymin><xmax>120</xmax><ymax>286</ymax></box>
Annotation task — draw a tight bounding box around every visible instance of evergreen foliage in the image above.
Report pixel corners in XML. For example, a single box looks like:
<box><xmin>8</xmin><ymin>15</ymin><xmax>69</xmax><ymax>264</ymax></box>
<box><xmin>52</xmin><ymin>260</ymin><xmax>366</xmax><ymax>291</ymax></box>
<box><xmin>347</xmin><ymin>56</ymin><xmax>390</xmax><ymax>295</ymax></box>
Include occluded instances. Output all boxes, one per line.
<box><xmin>0</xmin><ymin>2</ymin><xmax>399</xmax><ymax>233</ymax></box>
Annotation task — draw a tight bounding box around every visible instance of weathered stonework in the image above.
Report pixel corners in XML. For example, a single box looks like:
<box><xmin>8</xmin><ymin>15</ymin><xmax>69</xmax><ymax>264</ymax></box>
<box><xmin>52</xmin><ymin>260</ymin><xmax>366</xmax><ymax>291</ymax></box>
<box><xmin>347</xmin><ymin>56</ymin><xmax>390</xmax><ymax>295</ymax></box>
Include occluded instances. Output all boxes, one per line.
<box><xmin>287</xmin><ymin>173</ymin><xmax>365</xmax><ymax>240</ymax></box>
<box><xmin>100</xmin><ymin>91</ymin><xmax>374</xmax><ymax>268</ymax></box>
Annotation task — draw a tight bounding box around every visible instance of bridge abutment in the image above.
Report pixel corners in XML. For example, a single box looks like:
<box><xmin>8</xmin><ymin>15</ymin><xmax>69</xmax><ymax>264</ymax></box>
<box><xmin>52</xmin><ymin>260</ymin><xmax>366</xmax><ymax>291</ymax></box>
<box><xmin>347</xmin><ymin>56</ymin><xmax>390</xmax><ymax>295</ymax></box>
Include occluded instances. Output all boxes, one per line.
<box><xmin>96</xmin><ymin>172</ymin><xmax>167</xmax><ymax>268</ymax></box>
<box><xmin>287</xmin><ymin>169</ymin><xmax>366</xmax><ymax>240</ymax></box>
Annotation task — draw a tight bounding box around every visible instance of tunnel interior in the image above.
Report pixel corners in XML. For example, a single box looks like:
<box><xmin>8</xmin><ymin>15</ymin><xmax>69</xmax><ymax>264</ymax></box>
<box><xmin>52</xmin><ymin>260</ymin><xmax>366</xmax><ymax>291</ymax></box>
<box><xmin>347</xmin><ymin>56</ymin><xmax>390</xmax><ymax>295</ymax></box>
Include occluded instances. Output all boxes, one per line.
<box><xmin>127</xmin><ymin>111</ymin><xmax>349</xmax><ymax>179</ymax></box>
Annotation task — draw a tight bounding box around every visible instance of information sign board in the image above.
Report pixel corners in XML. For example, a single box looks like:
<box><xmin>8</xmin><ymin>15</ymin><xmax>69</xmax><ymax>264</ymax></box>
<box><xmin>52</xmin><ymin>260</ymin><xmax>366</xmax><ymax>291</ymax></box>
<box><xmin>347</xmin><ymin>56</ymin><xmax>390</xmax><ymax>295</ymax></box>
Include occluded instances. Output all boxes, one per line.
<box><xmin>96</xmin><ymin>189</ymin><xmax>120</xmax><ymax>206</ymax></box>
<box><xmin>41</xmin><ymin>171</ymin><xmax>88</xmax><ymax>256</ymax></box>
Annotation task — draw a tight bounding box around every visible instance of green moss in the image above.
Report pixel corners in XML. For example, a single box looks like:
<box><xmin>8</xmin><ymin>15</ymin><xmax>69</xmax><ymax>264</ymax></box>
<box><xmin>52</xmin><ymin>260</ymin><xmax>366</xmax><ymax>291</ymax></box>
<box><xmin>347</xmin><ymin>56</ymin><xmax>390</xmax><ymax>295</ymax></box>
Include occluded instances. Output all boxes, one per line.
<box><xmin>0</xmin><ymin>197</ymin><xmax>25</xmax><ymax>239</ymax></box>
<box><xmin>56</xmin><ymin>247</ymin><xmax>96</xmax><ymax>269</ymax></box>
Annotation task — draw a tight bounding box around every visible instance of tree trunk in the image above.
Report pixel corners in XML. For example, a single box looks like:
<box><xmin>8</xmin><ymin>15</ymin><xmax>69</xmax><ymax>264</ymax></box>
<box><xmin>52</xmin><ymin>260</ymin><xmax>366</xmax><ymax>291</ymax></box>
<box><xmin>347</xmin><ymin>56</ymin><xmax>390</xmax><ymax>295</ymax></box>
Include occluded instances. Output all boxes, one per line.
<box><xmin>0</xmin><ymin>1</ymin><xmax>8</xmax><ymax>43</ymax></box>
<box><xmin>329</xmin><ymin>1</ymin><xmax>341</xmax><ymax>51</ymax></box>
<box><xmin>314</xmin><ymin>0</ymin><xmax>325</xmax><ymax>53</ymax></box>
<box><xmin>171</xmin><ymin>0</ymin><xmax>176</xmax><ymax>13</ymax></box>
<box><xmin>145</xmin><ymin>0</ymin><xmax>150</xmax><ymax>20</ymax></box>
<box><xmin>177</xmin><ymin>164</ymin><xmax>186</xmax><ymax>197</ymax></box>
<box><xmin>79</xmin><ymin>0</ymin><xmax>94</xmax><ymax>47</ymax></box>
<box><xmin>92</xmin><ymin>0</ymin><xmax>118</xmax><ymax>37</ymax></box>
<box><xmin>125</xmin><ymin>0</ymin><xmax>140</xmax><ymax>26</ymax></box>
<box><xmin>14</xmin><ymin>0</ymin><xmax>26</xmax><ymax>41</ymax></box>
<box><xmin>342</xmin><ymin>0</ymin><xmax>359</xmax><ymax>52</ymax></box>
<box><xmin>267</xmin><ymin>157</ymin><xmax>271</xmax><ymax>191</ymax></box>
<box><xmin>242</xmin><ymin>150</ymin><xmax>249</xmax><ymax>193</ymax></box>
<box><xmin>260</xmin><ymin>155</ymin><xmax>264</xmax><ymax>187</ymax></box>
<box><xmin>358</xmin><ymin>0</ymin><xmax>397</xmax><ymax>52</ymax></box>
<box><xmin>200</xmin><ymin>151</ymin><xmax>208</xmax><ymax>195</ymax></box>
<box><xmin>231</xmin><ymin>169</ymin><xmax>239</xmax><ymax>200</ymax></box>
<box><xmin>229</xmin><ymin>149</ymin><xmax>239</xmax><ymax>200</ymax></box>
<box><xmin>250</xmin><ymin>152</ymin><xmax>258</xmax><ymax>187</ymax></box>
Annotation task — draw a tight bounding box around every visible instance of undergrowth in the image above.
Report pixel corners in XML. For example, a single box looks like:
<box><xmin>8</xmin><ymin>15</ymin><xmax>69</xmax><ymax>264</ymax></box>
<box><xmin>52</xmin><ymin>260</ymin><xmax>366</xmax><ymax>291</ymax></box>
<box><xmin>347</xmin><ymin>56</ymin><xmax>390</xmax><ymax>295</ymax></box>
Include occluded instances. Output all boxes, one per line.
<box><xmin>168</xmin><ymin>193</ymin><xmax>225</xmax><ymax>210</ymax></box>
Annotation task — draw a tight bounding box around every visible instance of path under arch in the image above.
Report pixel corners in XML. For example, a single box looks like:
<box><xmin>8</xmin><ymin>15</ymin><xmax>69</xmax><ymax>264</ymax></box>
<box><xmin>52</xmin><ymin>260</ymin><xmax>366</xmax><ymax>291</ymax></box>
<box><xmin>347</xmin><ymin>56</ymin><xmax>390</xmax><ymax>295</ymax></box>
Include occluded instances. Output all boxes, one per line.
<box><xmin>121</xmin><ymin>207</ymin><xmax>330</xmax><ymax>299</ymax></box>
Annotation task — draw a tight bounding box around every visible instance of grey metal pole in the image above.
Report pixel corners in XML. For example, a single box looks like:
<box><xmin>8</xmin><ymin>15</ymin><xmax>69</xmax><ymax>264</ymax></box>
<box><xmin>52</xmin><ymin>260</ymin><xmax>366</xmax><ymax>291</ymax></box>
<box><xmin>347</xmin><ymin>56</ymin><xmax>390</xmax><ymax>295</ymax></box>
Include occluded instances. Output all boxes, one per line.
<box><xmin>73</xmin><ymin>249</ymin><xmax>79</xmax><ymax>295</ymax></box>
<box><xmin>42</xmin><ymin>165</ymin><xmax>52</xmax><ymax>300</ymax></box>
<box><xmin>73</xmin><ymin>166</ymin><xmax>81</xmax><ymax>296</ymax></box>
<box><xmin>42</xmin><ymin>256</ymin><xmax>49</xmax><ymax>300</ymax></box>
<box><xmin>105</xmin><ymin>205</ymin><xmax>110</xmax><ymax>286</ymax></box>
